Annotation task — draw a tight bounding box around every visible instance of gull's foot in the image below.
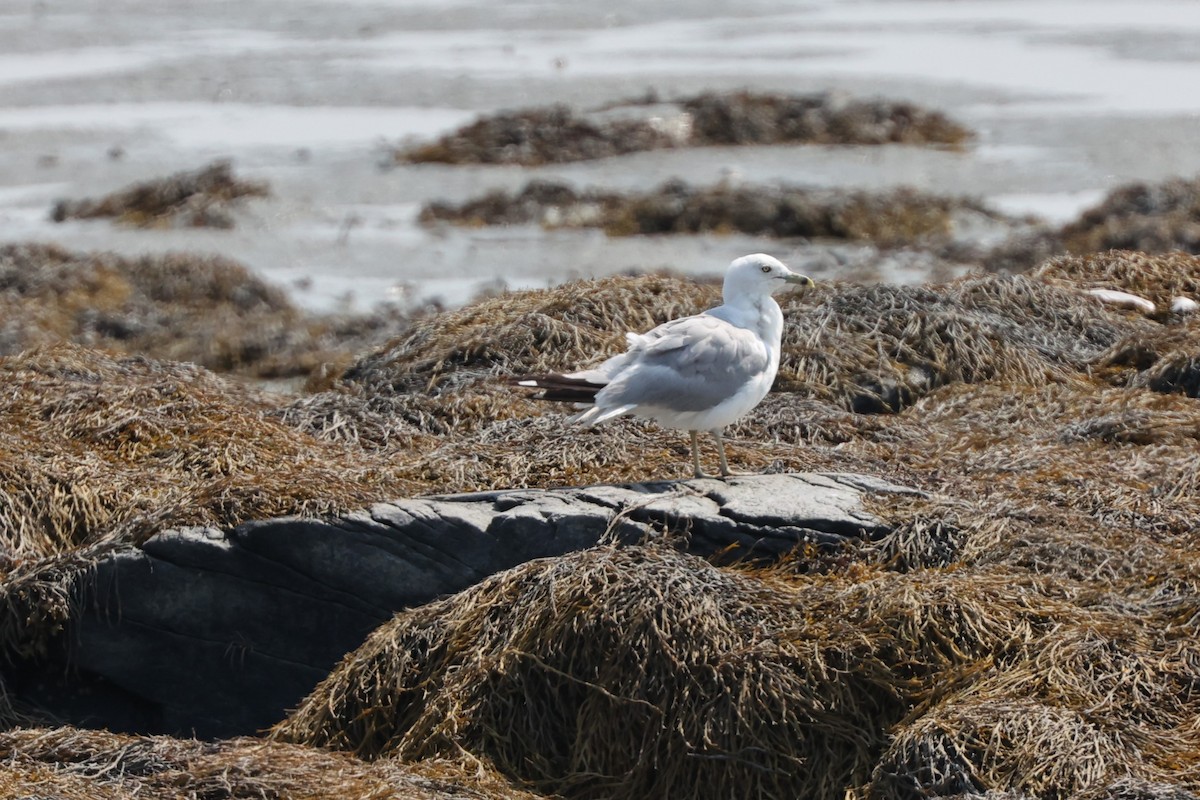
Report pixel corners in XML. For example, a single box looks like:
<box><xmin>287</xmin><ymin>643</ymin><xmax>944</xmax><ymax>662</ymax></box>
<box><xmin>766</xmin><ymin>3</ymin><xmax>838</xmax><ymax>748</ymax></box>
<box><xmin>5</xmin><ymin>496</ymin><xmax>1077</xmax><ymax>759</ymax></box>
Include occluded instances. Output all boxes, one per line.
<box><xmin>718</xmin><ymin>467</ymin><xmax>755</xmax><ymax>479</ymax></box>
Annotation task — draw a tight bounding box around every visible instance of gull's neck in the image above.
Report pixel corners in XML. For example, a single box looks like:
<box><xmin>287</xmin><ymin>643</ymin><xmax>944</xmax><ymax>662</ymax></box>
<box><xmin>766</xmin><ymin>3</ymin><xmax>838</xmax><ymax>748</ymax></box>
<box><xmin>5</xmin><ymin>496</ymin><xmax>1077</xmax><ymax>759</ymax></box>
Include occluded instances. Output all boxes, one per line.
<box><xmin>709</xmin><ymin>293</ymin><xmax>784</xmax><ymax>343</ymax></box>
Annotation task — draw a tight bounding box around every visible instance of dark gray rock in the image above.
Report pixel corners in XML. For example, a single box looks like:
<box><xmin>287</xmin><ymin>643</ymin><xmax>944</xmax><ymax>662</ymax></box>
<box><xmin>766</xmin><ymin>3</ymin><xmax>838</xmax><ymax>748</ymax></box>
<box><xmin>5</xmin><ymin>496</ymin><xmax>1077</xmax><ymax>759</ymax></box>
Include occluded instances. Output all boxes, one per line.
<box><xmin>28</xmin><ymin>473</ymin><xmax>917</xmax><ymax>738</ymax></box>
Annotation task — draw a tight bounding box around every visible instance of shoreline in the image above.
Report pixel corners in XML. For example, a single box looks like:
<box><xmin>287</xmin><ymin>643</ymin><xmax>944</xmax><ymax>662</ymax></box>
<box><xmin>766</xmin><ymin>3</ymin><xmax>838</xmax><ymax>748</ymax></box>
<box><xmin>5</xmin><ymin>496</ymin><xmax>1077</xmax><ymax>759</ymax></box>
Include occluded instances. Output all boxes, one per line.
<box><xmin>3</xmin><ymin>0</ymin><xmax>1200</xmax><ymax>311</ymax></box>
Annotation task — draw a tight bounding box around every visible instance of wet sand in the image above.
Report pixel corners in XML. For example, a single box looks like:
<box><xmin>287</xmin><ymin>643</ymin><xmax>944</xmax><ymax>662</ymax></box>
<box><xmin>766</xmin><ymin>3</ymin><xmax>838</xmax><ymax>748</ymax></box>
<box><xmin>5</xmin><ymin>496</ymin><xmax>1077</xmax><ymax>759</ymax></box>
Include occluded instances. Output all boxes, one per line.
<box><xmin>2</xmin><ymin>0</ymin><xmax>1200</xmax><ymax>310</ymax></box>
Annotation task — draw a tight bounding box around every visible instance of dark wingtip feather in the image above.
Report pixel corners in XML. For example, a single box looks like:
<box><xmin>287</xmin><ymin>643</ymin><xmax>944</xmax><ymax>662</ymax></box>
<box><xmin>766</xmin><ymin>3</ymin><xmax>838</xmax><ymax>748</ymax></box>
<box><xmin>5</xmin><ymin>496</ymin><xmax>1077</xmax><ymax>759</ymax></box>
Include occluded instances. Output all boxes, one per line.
<box><xmin>505</xmin><ymin>373</ymin><xmax>605</xmax><ymax>404</ymax></box>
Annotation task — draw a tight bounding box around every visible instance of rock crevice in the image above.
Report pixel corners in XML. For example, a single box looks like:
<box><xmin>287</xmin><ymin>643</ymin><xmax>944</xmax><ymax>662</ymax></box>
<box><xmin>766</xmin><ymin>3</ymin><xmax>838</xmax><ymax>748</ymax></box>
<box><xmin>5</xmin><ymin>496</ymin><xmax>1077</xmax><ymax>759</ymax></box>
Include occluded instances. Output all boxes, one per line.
<box><xmin>19</xmin><ymin>473</ymin><xmax>914</xmax><ymax>738</ymax></box>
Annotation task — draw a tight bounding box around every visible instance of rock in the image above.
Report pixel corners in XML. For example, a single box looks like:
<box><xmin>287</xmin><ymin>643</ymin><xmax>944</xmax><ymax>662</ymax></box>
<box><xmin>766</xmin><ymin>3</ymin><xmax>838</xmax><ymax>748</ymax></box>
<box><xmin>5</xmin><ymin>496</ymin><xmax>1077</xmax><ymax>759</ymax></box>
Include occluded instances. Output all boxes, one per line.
<box><xmin>17</xmin><ymin>473</ymin><xmax>915</xmax><ymax>739</ymax></box>
<box><xmin>1086</xmin><ymin>287</ymin><xmax>1157</xmax><ymax>314</ymax></box>
<box><xmin>51</xmin><ymin>160</ymin><xmax>268</xmax><ymax>229</ymax></box>
<box><xmin>1059</xmin><ymin>176</ymin><xmax>1200</xmax><ymax>255</ymax></box>
<box><xmin>1171</xmin><ymin>296</ymin><xmax>1199</xmax><ymax>314</ymax></box>
<box><xmin>418</xmin><ymin>178</ymin><xmax>1019</xmax><ymax>248</ymax></box>
<box><xmin>398</xmin><ymin>92</ymin><xmax>972</xmax><ymax>166</ymax></box>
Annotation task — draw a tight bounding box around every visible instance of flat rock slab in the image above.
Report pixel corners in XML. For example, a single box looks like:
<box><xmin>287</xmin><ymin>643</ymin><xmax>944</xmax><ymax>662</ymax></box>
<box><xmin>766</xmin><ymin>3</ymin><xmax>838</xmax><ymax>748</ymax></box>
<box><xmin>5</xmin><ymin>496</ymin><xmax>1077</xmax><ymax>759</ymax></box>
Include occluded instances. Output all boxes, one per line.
<box><xmin>31</xmin><ymin>473</ymin><xmax>917</xmax><ymax>738</ymax></box>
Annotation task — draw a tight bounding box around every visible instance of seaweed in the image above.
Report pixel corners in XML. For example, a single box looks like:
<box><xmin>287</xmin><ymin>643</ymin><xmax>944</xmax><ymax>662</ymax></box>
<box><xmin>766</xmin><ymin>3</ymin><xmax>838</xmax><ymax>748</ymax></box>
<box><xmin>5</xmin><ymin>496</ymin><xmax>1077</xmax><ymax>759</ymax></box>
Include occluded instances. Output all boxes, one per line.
<box><xmin>51</xmin><ymin>161</ymin><xmax>268</xmax><ymax>229</ymax></box>
<box><xmin>0</xmin><ymin>726</ymin><xmax>541</xmax><ymax>799</ymax></box>
<box><xmin>5</xmin><ymin>251</ymin><xmax>1200</xmax><ymax>799</ymax></box>
<box><xmin>419</xmin><ymin>179</ymin><xmax>1014</xmax><ymax>248</ymax></box>
<box><xmin>400</xmin><ymin>91</ymin><xmax>972</xmax><ymax>166</ymax></box>
<box><xmin>0</xmin><ymin>243</ymin><xmax>410</xmax><ymax>380</ymax></box>
<box><xmin>984</xmin><ymin>177</ymin><xmax>1200</xmax><ymax>271</ymax></box>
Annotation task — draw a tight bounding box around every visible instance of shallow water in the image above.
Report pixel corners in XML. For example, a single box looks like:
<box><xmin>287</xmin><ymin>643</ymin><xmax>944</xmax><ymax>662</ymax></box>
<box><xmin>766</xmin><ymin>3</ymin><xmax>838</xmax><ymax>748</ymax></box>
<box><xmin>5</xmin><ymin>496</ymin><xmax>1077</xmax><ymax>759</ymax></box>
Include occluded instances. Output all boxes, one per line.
<box><xmin>2</xmin><ymin>0</ymin><xmax>1199</xmax><ymax>311</ymax></box>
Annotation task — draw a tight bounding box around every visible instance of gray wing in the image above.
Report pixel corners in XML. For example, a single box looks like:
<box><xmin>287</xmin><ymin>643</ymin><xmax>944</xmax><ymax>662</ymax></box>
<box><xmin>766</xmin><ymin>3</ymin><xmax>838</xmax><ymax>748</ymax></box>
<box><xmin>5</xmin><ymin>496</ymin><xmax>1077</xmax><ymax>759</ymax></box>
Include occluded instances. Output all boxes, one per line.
<box><xmin>598</xmin><ymin>314</ymin><xmax>770</xmax><ymax>412</ymax></box>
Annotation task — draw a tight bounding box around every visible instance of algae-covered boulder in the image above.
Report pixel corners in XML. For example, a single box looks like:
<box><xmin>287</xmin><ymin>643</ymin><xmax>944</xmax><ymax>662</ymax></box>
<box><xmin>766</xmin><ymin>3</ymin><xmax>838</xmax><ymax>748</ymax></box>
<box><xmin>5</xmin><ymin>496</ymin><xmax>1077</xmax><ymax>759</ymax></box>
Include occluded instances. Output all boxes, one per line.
<box><xmin>986</xmin><ymin>176</ymin><xmax>1200</xmax><ymax>270</ymax></box>
<box><xmin>1058</xmin><ymin>177</ymin><xmax>1200</xmax><ymax>255</ymax></box>
<box><xmin>420</xmin><ymin>179</ymin><xmax>1016</xmax><ymax>248</ymax></box>
<box><xmin>0</xmin><ymin>242</ymin><xmax>409</xmax><ymax>379</ymax></box>
<box><xmin>0</xmin><ymin>344</ymin><xmax>421</xmax><ymax>564</ymax></box>
<box><xmin>51</xmin><ymin>160</ymin><xmax>268</xmax><ymax>229</ymax></box>
<box><xmin>341</xmin><ymin>271</ymin><xmax>718</xmax><ymax>393</ymax></box>
<box><xmin>400</xmin><ymin>90</ymin><xmax>971</xmax><ymax>165</ymax></box>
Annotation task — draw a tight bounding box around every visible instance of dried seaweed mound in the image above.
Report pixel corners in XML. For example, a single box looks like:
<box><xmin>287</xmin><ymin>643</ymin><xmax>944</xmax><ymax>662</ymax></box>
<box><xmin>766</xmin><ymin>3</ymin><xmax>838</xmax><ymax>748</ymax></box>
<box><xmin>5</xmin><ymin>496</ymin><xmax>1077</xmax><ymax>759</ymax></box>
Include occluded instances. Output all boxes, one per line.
<box><xmin>985</xmin><ymin>177</ymin><xmax>1200</xmax><ymax>271</ymax></box>
<box><xmin>402</xmin><ymin>104</ymin><xmax>680</xmax><ymax>166</ymax></box>
<box><xmin>601</xmin><ymin>182</ymin><xmax>999</xmax><ymax>244</ymax></box>
<box><xmin>1034</xmin><ymin>250</ymin><xmax>1200</xmax><ymax>311</ymax></box>
<box><xmin>275</xmin><ymin>547</ymin><xmax>1083</xmax><ymax>800</ymax></box>
<box><xmin>869</xmin><ymin>620</ymin><xmax>1200</xmax><ymax>799</ymax></box>
<box><xmin>0</xmin><ymin>344</ymin><xmax>430</xmax><ymax>666</ymax></box>
<box><xmin>274</xmin><ymin>382</ymin><xmax>531</xmax><ymax>448</ymax></box>
<box><xmin>275</xmin><ymin>547</ymin><xmax>870</xmax><ymax>798</ymax></box>
<box><xmin>7</xmin><ymin>252</ymin><xmax>1200</xmax><ymax>800</ymax></box>
<box><xmin>681</xmin><ymin>90</ymin><xmax>972</xmax><ymax>147</ymax></box>
<box><xmin>1036</xmin><ymin>252</ymin><xmax>1200</xmax><ymax>397</ymax></box>
<box><xmin>335</xmin><ymin>269</ymin><xmax>1147</xmax><ymax>420</ymax></box>
<box><xmin>0</xmin><ymin>242</ymin><xmax>409</xmax><ymax>379</ymax></box>
<box><xmin>293</xmin><ymin>254</ymin><xmax>1188</xmax><ymax>489</ymax></box>
<box><xmin>1059</xmin><ymin>177</ymin><xmax>1200</xmax><ymax>255</ymax></box>
<box><xmin>418</xmin><ymin>180</ymin><xmax>620</xmax><ymax>228</ymax></box>
<box><xmin>779</xmin><ymin>274</ymin><xmax>1151</xmax><ymax>412</ymax></box>
<box><xmin>0</xmin><ymin>344</ymin><xmax>418</xmax><ymax>564</ymax></box>
<box><xmin>1099</xmin><ymin>325</ymin><xmax>1200</xmax><ymax>400</ymax></box>
<box><xmin>400</xmin><ymin>91</ymin><xmax>971</xmax><ymax>165</ymax></box>
<box><xmin>1130</xmin><ymin>345</ymin><xmax>1200</xmax><ymax>398</ymax></box>
<box><xmin>0</xmin><ymin>726</ymin><xmax>541</xmax><ymax>800</ymax></box>
<box><xmin>51</xmin><ymin>160</ymin><xmax>268</xmax><ymax>229</ymax></box>
<box><xmin>870</xmin><ymin>698</ymin><xmax>1152</xmax><ymax>799</ymax></box>
<box><xmin>885</xmin><ymin>378</ymin><xmax>1200</xmax><ymax>558</ymax></box>
<box><xmin>420</xmin><ymin>179</ymin><xmax>1012</xmax><ymax>247</ymax></box>
<box><xmin>343</xmin><ymin>272</ymin><xmax>718</xmax><ymax>392</ymax></box>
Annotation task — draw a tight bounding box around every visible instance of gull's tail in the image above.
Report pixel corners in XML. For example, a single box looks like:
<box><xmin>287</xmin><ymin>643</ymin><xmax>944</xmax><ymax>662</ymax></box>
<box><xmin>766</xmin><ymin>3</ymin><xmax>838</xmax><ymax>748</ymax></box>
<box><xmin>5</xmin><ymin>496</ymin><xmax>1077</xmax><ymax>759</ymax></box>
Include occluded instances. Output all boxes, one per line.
<box><xmin>507</xmin><ymin>373</ymin><xmax>605</xmax><ymax>404</ymax></box>
<box><xmin>506</xmin><ymin>373</ymin><xmax>637</xmax><ymax>425</ymax></box>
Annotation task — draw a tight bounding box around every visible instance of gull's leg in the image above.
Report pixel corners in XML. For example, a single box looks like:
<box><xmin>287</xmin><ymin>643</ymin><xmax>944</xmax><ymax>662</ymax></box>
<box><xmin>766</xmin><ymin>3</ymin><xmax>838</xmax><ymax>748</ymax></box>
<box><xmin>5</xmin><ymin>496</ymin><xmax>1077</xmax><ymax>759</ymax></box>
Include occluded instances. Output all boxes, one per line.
<box><xmin>712</xmin><ymin>430</ymin><xmax>742</xmax><ymax>478</ymax></box>
<box><xmin>689</xmin><ymin>430</ymin><xmax>711</xmax><ymax>479</ymax></box>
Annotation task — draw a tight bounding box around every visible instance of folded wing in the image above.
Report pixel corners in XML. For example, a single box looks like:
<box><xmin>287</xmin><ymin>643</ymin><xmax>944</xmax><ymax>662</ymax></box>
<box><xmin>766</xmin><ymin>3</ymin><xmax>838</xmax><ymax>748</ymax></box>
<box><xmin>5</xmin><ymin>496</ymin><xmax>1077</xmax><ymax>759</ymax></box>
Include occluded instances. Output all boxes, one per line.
<box><xmin>511</xmin><ymin>313</ymin><xmax>770</xmax><ymax>423</ymax></box>
<box><xmin>599</xmin><ymin>315</ymin><xmax>770</xmax><ymax>413</ymax></box>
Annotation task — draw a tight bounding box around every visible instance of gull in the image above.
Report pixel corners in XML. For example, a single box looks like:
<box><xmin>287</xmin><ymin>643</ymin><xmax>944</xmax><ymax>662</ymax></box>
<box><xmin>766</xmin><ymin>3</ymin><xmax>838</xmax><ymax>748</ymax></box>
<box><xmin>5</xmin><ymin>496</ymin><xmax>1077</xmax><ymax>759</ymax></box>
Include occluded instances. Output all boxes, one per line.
<box><xmin>513</xmin><ymin>253</ymin><xmax>813</xmax><ymax>478</ymax></box>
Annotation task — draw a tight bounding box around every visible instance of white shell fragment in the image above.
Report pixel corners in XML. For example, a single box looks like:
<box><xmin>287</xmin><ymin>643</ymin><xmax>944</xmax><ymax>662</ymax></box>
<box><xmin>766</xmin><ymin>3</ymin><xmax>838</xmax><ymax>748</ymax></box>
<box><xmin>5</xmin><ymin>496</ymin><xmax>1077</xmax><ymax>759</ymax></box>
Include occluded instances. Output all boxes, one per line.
<box><xmin>1171</xmin><ymin>296</ymin><xmax>1199</xmax><ymax>314</ymax></box>
<box><xmin>1086</xmin><ymin>288</ymin><xmax>1156</xmax><ymax>314</ymax></box>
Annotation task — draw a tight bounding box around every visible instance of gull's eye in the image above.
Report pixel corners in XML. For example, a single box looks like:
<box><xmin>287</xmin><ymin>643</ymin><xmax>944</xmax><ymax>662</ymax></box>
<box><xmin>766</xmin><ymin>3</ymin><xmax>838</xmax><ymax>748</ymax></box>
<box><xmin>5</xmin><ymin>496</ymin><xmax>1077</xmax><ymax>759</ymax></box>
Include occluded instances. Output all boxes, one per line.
<box><xmin>760</xmin><ymin>265</ymin><xmax>771</xmax><ymax>273</ymax></box>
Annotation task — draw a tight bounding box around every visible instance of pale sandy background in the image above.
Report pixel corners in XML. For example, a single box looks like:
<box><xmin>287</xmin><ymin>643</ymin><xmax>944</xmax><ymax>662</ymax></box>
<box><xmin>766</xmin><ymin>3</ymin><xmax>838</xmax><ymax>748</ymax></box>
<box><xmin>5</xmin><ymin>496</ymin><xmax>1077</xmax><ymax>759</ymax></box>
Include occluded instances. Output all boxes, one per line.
<box><xmin>2</xmin><ymin>0</ymin><xmax>1200</xmax><ymax>311</ymax></box>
